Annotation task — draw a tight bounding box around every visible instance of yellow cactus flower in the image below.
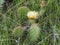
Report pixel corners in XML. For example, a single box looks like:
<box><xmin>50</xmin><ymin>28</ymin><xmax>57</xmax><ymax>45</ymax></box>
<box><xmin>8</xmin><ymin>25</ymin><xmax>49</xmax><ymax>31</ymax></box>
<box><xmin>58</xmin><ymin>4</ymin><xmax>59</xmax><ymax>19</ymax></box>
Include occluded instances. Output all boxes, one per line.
<box><xmin>27</xmin><ymin>11</ymin><xmax>38</xmax><ymax>19</ymax></box>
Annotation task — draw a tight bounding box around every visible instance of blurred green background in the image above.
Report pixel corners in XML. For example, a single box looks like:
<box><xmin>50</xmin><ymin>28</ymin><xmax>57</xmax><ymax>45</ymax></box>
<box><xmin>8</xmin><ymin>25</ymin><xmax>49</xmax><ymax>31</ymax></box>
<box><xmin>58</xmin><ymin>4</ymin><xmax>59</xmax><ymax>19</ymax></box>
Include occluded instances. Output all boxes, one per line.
<box><xmin>0</xmin><ymin>0</ymin><xmax>60</xmax><ymax>45</ymax></box>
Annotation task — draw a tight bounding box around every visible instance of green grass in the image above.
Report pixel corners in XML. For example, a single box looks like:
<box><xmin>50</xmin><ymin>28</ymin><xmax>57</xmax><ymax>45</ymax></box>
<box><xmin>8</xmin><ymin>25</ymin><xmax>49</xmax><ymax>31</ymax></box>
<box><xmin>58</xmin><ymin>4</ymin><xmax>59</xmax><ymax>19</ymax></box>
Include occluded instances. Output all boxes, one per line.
<box><xmin>0</xmin><ymin>0</ymin><xmax>60</xmax><ymax>45</ymax></box>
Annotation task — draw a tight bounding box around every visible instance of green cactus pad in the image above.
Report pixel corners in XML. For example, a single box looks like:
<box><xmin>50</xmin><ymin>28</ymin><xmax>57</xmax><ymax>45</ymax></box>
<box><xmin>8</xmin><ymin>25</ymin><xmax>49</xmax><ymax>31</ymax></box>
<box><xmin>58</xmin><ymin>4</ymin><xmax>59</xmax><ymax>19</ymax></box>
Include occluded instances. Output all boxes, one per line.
<box><xmin>28</xmin><ymin>23</ymin><xmax>40</xmax><ymax>42</ymax></box>
<box><xmin>12</xmin><ymin>26</ymin><xmax>24</xmax><ymax>38</ymax></box>
<box><xmin>18</xmin><ymin>6</ymin><xmax>30</xmax><ymax>25</ymax></box>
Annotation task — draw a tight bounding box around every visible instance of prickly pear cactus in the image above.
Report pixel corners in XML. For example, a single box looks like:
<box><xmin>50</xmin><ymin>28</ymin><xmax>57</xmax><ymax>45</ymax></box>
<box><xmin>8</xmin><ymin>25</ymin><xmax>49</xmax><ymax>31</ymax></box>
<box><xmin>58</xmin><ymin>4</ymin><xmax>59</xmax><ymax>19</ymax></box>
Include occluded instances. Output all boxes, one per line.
<box><xmin>18</xmin><ymin>6</ymin><xmax>30</xmax><ymax>25</ymax></box>
<box><xmin>12</xmin><ymin>26</ymin><xmax>24</xmax><ymax>38</ymax></box>
<box><xmin>28</xmin><ymin>23</ymin><xmax>40</xmax><ymax>42</ymax></box>
<box><xmin>23</xmin><ymin>10</ymin><xmax>40</xmax><ymax>44</ymax></box>
<box><xmin>23</xmin><ymin>23</ymin><xmax>40</xmax><ymax>45</ymax></box>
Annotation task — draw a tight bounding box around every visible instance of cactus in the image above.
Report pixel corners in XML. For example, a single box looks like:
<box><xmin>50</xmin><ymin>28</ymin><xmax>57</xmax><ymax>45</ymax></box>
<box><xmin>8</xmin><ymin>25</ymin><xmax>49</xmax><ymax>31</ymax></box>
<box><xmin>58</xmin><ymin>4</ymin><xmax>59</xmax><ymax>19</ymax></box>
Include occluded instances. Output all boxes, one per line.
<box><xmin>24</xmin><ymin>10</ymin><xmax>40</xmax><ymax>44</ymax></box>
<box><xmin>12</xmin><ymin>26</ymin><xmax>24</xmax><ymax>45</ymax></box>
<box><xmin>23</xmin><ymin>23</ymin><xmax>40</xmax><ymax>45</ymax></box>
<box><xmin>28</xmin><ymin>23</ymin><xmax>40</xmax><ymax>43</ymax></box>
<box><xmin>12</xmin><ymin>26</ymin><xmax>24</xmax><ymax>38</ymax></box>
<box><xmin>18</xmin><ymin>6</ymin><xmax>30</xmax><ymax>25</ymax></box>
